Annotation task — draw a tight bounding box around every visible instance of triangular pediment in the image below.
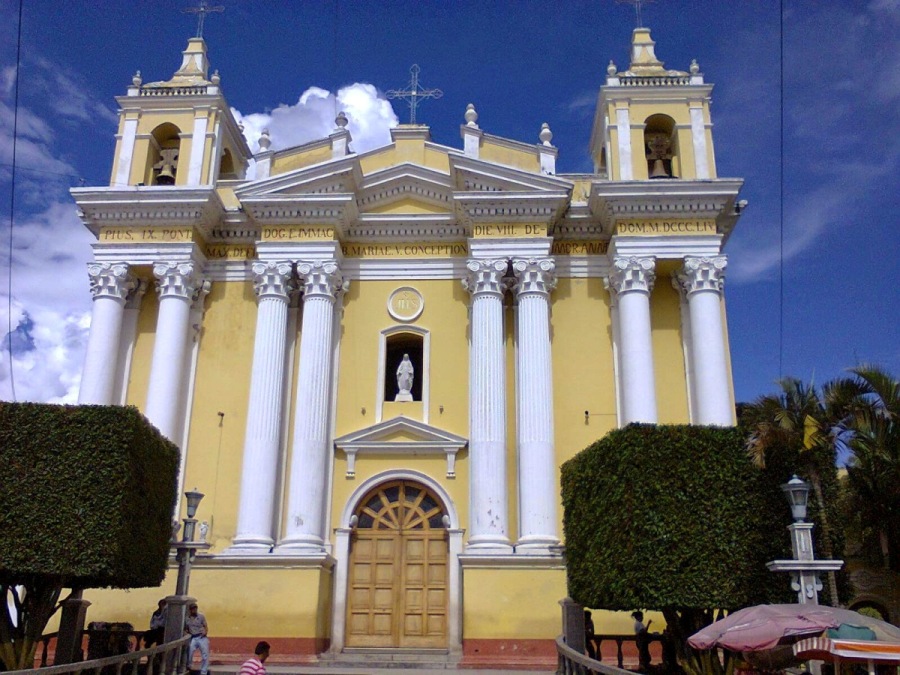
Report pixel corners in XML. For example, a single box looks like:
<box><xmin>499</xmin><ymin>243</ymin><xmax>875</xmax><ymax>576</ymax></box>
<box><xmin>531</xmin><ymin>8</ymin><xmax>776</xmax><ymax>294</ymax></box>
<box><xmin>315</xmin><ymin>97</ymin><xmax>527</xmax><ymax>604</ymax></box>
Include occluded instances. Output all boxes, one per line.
<box><xmin>335</xmin><ymin>416</ymin><xmax>467</xmax><ymax>449</ymax></box>
<box><xmin>234</xmin><ymin>154</ymin><xmax>363</xmax><ymax>198</ymax></box>
<box><xmin>357</xmin><ymin>163</ymin><xmax>454</xmax><ymax>214</ymax></box>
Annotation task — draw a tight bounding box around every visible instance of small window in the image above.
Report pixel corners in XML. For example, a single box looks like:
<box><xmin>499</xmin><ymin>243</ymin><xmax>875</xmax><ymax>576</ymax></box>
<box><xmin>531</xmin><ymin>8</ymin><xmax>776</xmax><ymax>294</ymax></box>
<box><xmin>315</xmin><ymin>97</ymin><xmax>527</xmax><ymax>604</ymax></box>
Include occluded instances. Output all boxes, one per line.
<box><xmin>384</xmin><ymin>332</ymin><xmax>423</xmax><ymax>402</ymax></box>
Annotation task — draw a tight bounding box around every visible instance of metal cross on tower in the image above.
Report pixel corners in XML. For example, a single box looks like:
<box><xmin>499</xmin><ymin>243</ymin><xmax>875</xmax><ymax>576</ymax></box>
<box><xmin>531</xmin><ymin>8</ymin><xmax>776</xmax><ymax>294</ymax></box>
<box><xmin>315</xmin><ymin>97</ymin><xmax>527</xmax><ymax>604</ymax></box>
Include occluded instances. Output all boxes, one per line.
<box><xmin>387</xmin><ymin>65</ymin><xmax>443</xmax><ymax>125</ymax></box>
<box><xmin>616</xmin><ymin>0</ymin><xmax>655</xmax><ymax>28</ymax></box>
<box><xmin>183</xmin><ymin>0</ymin><xmax>225</xmax><ymax>38</ymax></box>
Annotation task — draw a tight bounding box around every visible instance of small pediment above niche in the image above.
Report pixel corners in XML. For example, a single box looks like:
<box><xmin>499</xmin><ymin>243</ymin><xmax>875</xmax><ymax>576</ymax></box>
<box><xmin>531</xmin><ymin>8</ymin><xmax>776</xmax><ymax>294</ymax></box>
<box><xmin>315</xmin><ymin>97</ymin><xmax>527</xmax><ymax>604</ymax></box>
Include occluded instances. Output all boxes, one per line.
<box><xmin>334</xmin><ymin>416</ymin><xmax>467</xmax><ymax>479</ymax></box>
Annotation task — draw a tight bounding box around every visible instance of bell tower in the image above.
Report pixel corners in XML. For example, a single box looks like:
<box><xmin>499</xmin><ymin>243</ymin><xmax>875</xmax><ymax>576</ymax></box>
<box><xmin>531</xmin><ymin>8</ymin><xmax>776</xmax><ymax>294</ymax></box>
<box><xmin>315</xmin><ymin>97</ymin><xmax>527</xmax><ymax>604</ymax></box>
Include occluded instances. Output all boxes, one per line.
<box><xmin>589</xmin><ymin>28</ymin><xmax>715</xmax><ymax>181</ymax></box>
<box><xmin>109</xmin><ymin>37</ymin><xmax>250</xmax><ymax>187</ymax></box>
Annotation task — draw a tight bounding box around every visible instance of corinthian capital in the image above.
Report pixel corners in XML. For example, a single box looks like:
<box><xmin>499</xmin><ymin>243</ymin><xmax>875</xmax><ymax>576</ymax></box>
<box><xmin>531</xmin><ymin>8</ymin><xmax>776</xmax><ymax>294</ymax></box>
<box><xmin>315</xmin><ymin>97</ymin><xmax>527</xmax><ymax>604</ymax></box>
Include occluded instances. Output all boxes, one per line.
<box><xmin>251</xmin><ymin>261</ymin><xmax>295</xmax><ymax>301</ymax></box>
<box><xmin>296</xmin><ymin>260</ymin><xmax>347</xmax><ymax>300</ymax></box>
<box><xmin>153</xmin><ymin>261</ymin><xmax>205</xmax><ymax>300</ymax></box>
<box><xmin>511</xmin><ymin>258</ymin><xmax>557</xmax><ymax>297</ymax></box>
<box><xmin>87</xmin><ymin>262</ymin><xmax>136</xmax><ymax>302</ymax></box>
<box><xmin>606</xmin><ymin>256</ymin><xmax>656</xmax><ymax>295</ymax></box>
<box><xmin>462</xmin><ymin>258</ymin><xmax>510</xmax><ymax>297</ymax></box>
<box><xmin>676</xmin><ymin>256</ymin><xmax>727</xmax><ymax>295</ymax></box>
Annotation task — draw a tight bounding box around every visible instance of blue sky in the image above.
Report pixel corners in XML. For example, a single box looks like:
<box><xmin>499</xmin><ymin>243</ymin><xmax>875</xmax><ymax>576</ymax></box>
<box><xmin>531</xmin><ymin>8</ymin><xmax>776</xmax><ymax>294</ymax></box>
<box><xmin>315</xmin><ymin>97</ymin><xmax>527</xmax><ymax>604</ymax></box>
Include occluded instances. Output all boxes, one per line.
<box><xmin>0</xmin><ymin>0</ymin><xmax>898</xmax><ymax>405</ymax></box>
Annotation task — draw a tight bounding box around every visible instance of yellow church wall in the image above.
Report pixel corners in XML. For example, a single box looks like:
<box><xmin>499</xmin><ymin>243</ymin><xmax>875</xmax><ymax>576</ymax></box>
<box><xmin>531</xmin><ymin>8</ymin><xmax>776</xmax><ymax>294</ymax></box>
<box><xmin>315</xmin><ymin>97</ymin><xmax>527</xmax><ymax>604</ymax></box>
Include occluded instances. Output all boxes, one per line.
<box><xmin>650</xmin><ymin>278</ymin><xmax>689</xmax><ymax>423</ymax></box>
<box><xmin>552</xmin><ymin>277</ymin><xmax>618</xmax><ymax>463</ymax></box>
<box><xmin>367</xmin><ymin>198</ymin><xmax>449</xmax><ymax>215</ymax></box>
<box><xmin>479</xmin><ymin>140</ymin><xmax>540</xmax><ymax>173</ymax></box>
<box><xmin>74</xmin><ymin>566</ymin><xmax>331</xmax><ymax>639</ymax></box>
<box><xmin>182</xmin><ymin>280</ymin><xmax>257</xmax><ymax>550</ymax></box>
<box><xmin>462</xmin><ymin>568</ymin><xmax>566</xmax><ymax>639</ymax></box>
<box><xmin>271</xmin><ymin>143</ymin><xmax>333</xmax><ymax>175</ymax></box>
<box><xmin>124</xmin><ymin>277</ymin><xmax>159</xmax><ymax>410</ymax></box>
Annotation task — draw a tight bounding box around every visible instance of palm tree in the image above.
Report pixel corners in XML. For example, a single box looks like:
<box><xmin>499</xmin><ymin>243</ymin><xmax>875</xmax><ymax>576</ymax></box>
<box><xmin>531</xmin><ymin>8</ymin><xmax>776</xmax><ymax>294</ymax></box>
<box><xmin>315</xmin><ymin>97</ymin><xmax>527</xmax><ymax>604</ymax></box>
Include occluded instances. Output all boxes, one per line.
<box><xmin>838</xmin><ymin>366</ymin><xmax>900</xmax><ymax>571</ymax></box>
<box><xmin>742</xmin><ymin>377</ymin><xmax>851</xmax><ymax>605</ymax></box>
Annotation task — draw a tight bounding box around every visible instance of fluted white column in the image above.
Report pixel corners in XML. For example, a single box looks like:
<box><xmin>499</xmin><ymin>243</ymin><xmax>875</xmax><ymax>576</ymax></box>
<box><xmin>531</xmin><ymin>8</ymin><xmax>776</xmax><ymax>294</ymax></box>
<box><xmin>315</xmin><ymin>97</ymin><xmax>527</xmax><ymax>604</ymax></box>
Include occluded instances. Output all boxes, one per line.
<box><xmin>232</xmin><ymin>261</ymin><xmax>295</xmax><ymax>550</ymax></box>
<box><xmin>79</xmin><ymin>263</ymin><xmax>137</xmax><ymax>404</ymax></box>
<box><xmin>145</xmin><ymin>262</ymin><xmax>205</xmax><ymax>442</ymax></box>
<box><xmin>511</xmin><ymin>258</ymin><xmax>559</xmax><ymax>552</ymax></box>
<box><xmin>676</xmin><ymin>256</ymin><xmax>732</xmax><ymax>425</ymax></box>
<box><xmin>280</xmin><ymin>260</ymin><xmax>346</xmax><ymax>551</ymax></box>
<box><xmin>463</xmin><ymin>259</ymin><xmax>512</xmax><ymax>553</ymax></box>
<box><xmin>606</xmin><ymin>256</ymin><xmax>658</xmax><ymax>424</ymax></box>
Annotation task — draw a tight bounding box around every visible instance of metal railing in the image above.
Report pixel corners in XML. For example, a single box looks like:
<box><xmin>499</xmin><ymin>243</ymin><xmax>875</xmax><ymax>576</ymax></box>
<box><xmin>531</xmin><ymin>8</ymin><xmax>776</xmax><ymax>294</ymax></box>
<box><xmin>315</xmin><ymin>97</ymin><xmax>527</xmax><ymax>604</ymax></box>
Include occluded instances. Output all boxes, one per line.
<box><xmin>556</xmin><ymin>635</ymin><xmax>634</xmax><ymax>675</ymax></box>
<box><xmin>8</xmin><ymin>635</ymin><xmax>191</xmax><ymax>675</ymax></box>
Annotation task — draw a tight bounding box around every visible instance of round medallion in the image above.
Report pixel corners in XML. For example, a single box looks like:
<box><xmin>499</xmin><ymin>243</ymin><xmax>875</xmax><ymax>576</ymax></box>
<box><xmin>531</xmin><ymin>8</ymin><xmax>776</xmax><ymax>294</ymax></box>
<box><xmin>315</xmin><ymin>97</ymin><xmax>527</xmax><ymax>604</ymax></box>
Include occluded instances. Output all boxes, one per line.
<box><xmin>387</xmin><ymin>287</ymin><xmax>424</xmax><ymax>322</ymax></box>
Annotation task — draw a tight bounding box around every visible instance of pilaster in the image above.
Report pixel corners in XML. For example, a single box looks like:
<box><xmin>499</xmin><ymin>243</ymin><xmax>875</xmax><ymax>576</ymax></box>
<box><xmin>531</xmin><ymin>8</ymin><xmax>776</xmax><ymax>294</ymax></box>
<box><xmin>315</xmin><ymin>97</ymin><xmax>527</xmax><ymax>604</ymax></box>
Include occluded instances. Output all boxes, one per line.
<box><xmin>511</xmin><ymin>258</ymin><xmax>559</xmax><ymax>552</ymax></box>
<box><xmin>462</xmin><ymin>258</ymin><xmax>512</xmax><ymax>553</ymax></box>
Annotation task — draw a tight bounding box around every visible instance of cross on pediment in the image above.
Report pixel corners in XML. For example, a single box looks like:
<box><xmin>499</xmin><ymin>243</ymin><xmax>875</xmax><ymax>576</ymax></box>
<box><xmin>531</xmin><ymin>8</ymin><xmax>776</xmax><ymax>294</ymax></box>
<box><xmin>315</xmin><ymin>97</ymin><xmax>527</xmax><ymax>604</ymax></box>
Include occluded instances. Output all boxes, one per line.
<box><xmin>616</xmin><ymin>0</ymin><xmax>655</xmax><ymax>28</ymax></box>
<box><xmin>387</xmin><ymin>65</ymin><xmax>443</xmax><ymax>125</ymax></box>
<box><xmin>183</xmin><ymin>0</ymin><xmax>224</xmax><ymax>38</ymax></box>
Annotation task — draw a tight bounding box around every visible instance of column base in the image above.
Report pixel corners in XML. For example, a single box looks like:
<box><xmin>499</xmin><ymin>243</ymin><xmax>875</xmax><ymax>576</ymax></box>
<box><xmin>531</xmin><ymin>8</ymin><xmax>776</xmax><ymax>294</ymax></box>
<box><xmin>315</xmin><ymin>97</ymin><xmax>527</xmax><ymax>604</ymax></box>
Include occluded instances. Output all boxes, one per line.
<box><xmin>275</xmin><ymin>535</ymin><xmax>327</xmax><ymax>555</ymax></box>
<box><xmin>515</xmin><ymin>536</ymin><xmax>562</xmax><ymax>555</ymax></box>
<box><xmin>221</xmin><ymin>540</ymin><xmax>274</xmax><ymax>555</ymax></box>
<box><xmin>465</xmin><ymin>536</ymin><xmax>514</xmax><ymax>555</ymax></box>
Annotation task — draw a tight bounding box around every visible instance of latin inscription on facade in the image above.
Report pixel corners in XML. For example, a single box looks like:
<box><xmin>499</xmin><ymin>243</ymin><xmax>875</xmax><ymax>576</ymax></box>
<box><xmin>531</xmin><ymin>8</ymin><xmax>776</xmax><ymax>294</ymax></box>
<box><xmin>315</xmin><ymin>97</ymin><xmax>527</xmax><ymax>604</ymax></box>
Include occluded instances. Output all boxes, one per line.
<box><xmin>388</xmin><ymin>287</ymin><xmax>424</xmax><ymax>322</ymax></box>
<box><xmin>260</xmin><ymin>226</ymin><xmax>336</xmax><ymax>241</ymax></box>
<box><xmin>206</xmin><ymin>244</ymin><xmax>256</xmax><ymax>260</ymax></box>
<box><xmin>550</xmin><ymin>240</ymin><xmax>609</xmax><ymax>255</ymax></box>
<box><xmin>341</xmin><ymin>242</ymin><xmax>467</xmax><ymax>258</ymax></box>
<box><xmin>472</xmin><ymin>223</ymin><xmax>546</xmax><ymax>238</ymax></box>
<box><xmin>616</xmin><ymin>219</ymin><xmax>717</xmax><ymax>236</ymax></box>
<box><xmin>98</xmin><ymin>226</ymin><xmax>196</xmax><ymax>242</ymax></box>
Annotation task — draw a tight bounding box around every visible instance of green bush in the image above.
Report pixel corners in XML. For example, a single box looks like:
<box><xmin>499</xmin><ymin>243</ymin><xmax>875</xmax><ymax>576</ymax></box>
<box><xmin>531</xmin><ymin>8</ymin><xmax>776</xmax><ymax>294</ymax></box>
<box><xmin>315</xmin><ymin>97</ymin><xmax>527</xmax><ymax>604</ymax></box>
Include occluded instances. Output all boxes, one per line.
<box><xmin>0</xmin><ymin>403</ymin><xmax>179</xmax><ymax>589</ymax></box>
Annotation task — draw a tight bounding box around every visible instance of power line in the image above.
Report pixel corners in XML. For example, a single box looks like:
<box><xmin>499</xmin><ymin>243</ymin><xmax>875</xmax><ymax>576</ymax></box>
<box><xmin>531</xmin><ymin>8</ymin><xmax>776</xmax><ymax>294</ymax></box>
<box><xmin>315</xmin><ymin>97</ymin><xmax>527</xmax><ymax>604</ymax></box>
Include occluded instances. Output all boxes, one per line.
<box><xmin>6</xmin><ymin>0</ymin><xmax>24</xmax><ymax>402</ymax></box>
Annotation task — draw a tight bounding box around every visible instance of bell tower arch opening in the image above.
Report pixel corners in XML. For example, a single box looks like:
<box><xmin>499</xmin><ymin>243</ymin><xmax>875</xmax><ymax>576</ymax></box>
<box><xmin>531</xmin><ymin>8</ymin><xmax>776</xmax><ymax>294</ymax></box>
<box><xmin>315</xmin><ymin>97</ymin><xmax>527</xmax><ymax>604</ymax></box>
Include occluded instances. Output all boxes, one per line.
<box><xmin>146</xmin><ymin>122</ymin><xmax>183</xmax><ymax>186</ymax></box>
<box><xmin>644</xmin><ymin>113</ymin><xmax>678</xmax><ymax>179</ymax></box>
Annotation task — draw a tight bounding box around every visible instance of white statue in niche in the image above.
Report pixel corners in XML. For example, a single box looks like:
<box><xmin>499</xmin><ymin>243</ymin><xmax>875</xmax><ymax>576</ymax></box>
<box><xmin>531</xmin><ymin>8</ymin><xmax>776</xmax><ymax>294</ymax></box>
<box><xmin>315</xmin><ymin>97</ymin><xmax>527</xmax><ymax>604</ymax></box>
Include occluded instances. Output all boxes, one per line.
<box><xmin>395</xmin><ymin>353</ymin><xmax>414</xmax><ymax>402</ymax></box>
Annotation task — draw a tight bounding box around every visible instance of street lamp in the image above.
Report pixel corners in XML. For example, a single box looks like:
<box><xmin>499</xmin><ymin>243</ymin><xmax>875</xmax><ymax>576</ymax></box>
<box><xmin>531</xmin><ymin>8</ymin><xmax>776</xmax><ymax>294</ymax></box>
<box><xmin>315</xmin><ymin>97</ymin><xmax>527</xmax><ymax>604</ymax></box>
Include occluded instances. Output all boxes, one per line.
<box><xmin>781</xmin><ymin>475</ymin><xmax>810</xmax><ymax>522</ymax></box>
<box><xmin>173</xmin><ymin>488</ymin><xmax>210</xmax><ymax>597</ymax></box>
<box><xmin>767</xmin><ymin>474</ymin><xmax>842</xmax><ymax>605</ymax></box>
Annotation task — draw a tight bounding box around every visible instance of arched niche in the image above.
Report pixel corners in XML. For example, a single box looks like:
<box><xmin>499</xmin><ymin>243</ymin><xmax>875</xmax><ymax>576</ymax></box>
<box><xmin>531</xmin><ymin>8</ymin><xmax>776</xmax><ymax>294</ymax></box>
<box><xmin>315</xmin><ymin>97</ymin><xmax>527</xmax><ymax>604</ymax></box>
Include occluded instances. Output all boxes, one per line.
<box><xmin>644</xmin><ymin>113</ymin><xmax>679</xmax><ymax>179</ymax></box>
<box><xmin>376</xmin><ymin>325</ymin><xmax>430</xmax><ymax>423</ymax></box>
<box><xmin>145</xmin><ymin>122</ymin><xmax>183</xmax><ymax>186</ymax></box>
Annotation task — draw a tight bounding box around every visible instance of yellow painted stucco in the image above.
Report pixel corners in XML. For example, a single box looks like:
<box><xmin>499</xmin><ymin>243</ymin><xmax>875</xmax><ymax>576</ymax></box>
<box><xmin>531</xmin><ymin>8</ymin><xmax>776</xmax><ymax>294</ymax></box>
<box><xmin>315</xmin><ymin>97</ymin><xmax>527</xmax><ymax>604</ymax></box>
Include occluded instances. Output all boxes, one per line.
<box><xmin>479</xmin><ymin>139</ymin><xmax>540</xmax><ymax>173</ymax></box>
<box><xmin>368</xmin><ymin>198</ymin><xmax>449</xmax><ymax>215</ymax></box>
<box><xmin>650</xmin><ymin>277</ymin><xmax>690</xmax><ymax>423</ymax></box>
<box><xmin>463</xmin><ymin>568</ymin><xmax>566</xmax><ymax>638</ymax></box>
<box><xmin>271</xmin><ymin>143</ymin><xmax>333</xmax><ymax>175</ymax></box>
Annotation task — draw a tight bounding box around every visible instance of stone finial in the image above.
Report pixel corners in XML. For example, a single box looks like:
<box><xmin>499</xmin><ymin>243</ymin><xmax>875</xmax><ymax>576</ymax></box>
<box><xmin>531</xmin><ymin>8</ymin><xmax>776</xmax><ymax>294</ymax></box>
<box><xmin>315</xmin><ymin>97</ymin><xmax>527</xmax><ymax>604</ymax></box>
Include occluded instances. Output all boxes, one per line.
<box><xmin>465</xmin><ymin>103</ymin><xmax>479</xmax><ymax>128</ymax></box>
<box><xmin>258</xmin><ymin>128</ymin><xmax>272</xmax><ymax>151</ymax></box>
<box><xmin>690</xmin><ymin>59</ymin><xmax>699</xmax><ymax>75</ymax></box>
<box><xmin>539</xmin><ymin>122</ymin><xmax>553</xmax><ymax>146</ymax></box>
<box><xmin>238</xmin><ymin>121</ymin><xmax>245</xmax><ymax>133</ymax></box>
<box><xmin>132</xmin><ymin>70</ymin><xmax>142</xmax><ymax>87</ymax></box>
<box><xmin>335</xmin><ymin>111</ymin><xmax>349</xmax><ymax>129</ymax></box>
<box><xmin>211</xmin><ymin>69</ymin><xmax>220</xmax><ymax>85</ymax></box>
<box><xmin>607</xmin><ymin>60</ymin><xmax>617</xmax><ymax>76</ymax></box>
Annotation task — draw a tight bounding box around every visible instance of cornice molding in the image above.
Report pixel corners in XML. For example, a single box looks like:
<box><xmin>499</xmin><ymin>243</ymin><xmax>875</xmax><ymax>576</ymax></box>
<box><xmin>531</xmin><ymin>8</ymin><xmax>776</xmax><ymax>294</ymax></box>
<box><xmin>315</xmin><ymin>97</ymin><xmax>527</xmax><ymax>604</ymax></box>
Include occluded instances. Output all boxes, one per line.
<box><xmin>71</xmin><ymin>186</ymin><xmax>225</xmax><ymax>238</ymax></box>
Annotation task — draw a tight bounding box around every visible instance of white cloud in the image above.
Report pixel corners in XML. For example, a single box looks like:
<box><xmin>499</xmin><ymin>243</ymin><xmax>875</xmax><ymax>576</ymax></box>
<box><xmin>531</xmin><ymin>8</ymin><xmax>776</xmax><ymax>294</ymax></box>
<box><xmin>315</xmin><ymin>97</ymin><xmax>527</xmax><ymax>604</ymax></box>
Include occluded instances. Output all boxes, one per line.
<box><xmin>233</xmin><ymin>82</ymin><xmax>398</xmax><ymax>169</ymax></box>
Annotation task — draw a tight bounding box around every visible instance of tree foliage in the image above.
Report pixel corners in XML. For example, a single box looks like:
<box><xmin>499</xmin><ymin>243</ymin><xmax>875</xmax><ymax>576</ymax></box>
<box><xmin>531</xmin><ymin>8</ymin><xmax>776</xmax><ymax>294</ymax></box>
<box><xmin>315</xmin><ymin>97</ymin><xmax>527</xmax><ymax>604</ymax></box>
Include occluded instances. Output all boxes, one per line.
<box><xmin>0</xmin><ymin>403</ymin><xmax>179</xmax><ymax>670</ymax></box>
<box><xmin>561</xmin><ymin>424</ymin><xmax>794</xmax><ymax>675</ymax></box>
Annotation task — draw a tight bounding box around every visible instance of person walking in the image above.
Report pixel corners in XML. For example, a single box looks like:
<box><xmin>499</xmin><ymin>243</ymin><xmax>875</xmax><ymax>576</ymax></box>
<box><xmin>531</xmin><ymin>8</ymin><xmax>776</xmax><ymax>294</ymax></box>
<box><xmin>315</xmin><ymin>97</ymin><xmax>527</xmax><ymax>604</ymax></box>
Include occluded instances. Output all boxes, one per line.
<box><xmin>185</xmin><ymin>602</ymin><xmax>210</xmax><ymax>675</ymax></box>
<box><xmin>239</xmin><ymin>641</ymin><xmax>270</xmax><ymax>675</ymax></box>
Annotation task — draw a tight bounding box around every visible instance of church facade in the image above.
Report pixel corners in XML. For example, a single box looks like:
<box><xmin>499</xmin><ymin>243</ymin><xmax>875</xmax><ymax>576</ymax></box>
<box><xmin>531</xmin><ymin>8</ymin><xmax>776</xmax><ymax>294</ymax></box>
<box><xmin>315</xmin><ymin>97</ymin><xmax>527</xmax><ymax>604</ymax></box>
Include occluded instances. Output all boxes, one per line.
<box><xmin>71</xmin><ymin>27</ymin><xmax>743</xmax><ymax>667</ymax></box>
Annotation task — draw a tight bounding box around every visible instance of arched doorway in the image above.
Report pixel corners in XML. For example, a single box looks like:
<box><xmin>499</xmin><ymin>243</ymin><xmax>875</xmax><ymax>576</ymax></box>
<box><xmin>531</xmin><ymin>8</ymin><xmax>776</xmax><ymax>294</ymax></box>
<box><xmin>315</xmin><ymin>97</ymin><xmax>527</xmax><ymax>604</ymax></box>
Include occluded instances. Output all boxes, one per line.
<box><xmin>345</xmin><ymin>480</ymin><xmax>449</xmax><ymax>648</ymax></box>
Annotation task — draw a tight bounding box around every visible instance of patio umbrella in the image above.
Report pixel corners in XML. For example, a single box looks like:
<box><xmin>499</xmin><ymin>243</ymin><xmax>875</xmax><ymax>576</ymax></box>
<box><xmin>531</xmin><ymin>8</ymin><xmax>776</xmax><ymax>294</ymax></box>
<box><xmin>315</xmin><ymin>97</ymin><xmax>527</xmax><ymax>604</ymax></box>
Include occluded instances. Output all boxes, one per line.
<box><xmin>793</xmin><ymin>637</ymin><xmax>900</xmax><ymax>663</ymax></box>
<box><xmin>688</xmin><ymin>604</ymin><xmax>900</xmax><ymax>652</ymax></box>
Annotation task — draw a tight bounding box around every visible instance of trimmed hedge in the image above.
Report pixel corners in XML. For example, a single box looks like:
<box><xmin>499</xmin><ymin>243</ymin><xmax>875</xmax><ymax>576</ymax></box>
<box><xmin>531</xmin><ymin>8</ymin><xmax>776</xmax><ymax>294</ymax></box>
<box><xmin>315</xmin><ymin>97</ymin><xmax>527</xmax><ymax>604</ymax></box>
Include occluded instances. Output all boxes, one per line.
<box><xmin>561</xmin><ymin>424</ymin><xmax>793</xmax><ymax>611</ymax></box>
<box><xmin>0</xmin><ymin>403</ymin><xmax>179</xmax><ymax>589</ymax></box>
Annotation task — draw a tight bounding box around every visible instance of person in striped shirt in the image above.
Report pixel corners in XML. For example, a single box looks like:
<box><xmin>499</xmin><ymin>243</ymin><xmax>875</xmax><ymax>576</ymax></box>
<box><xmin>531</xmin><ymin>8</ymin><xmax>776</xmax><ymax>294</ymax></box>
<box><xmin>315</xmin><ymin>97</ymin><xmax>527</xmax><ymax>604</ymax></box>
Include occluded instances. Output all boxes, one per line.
<box><xmin>239</xmin><ymin>641</ymin><xmax>270</xmax><ymax>675</ymax></box>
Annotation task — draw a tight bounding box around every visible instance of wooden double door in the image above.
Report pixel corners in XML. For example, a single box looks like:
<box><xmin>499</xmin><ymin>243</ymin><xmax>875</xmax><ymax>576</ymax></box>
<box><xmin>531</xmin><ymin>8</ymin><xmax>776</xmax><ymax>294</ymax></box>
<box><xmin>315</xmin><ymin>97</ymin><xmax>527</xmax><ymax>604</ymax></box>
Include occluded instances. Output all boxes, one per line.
<box><xmin>346</xmin><ymin>480</ymin><xmax>449</xmax><ymax>649</ymax></box>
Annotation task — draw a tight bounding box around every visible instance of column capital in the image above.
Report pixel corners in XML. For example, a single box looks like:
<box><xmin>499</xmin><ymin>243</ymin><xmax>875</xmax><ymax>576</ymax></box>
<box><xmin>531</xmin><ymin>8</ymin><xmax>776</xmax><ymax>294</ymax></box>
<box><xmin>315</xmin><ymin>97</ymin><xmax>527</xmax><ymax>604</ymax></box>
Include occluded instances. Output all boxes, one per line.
<box><xmin>511</xmin><ymin>258</ymin><xmax>557</xmax><ymax>297</ymax></box>
<box><xmin>297</xmin><ymin>260</ymin><xmax>347</xmax><ymax>300</ymax></box>
<box><xmin>462</xmin><ymin>258</ymin><xmax>510</xmax><ymax>297</ymax></box>
<box><xmin>676</xmin><ymin>256</ymin><xmax>727</xmax><ymax>295</ymax></box>
<box><xmin>87</xmin><ymin>262</ymin><xmax>136</xmax><ymax>302</ymax></box>
<box><xmin>152</xmin><ymin>261</ymin><xmax>204</xmax><ymax>300</ymax></box>
<box><xmin>251</xmin><ymin>261</ymin><xmax>295</xmax><ymax>301</ymax></box>
<box><xmin>606</xmin><ymin>256</ymin><xmax>656</xmax><ymax>295</ymax></box>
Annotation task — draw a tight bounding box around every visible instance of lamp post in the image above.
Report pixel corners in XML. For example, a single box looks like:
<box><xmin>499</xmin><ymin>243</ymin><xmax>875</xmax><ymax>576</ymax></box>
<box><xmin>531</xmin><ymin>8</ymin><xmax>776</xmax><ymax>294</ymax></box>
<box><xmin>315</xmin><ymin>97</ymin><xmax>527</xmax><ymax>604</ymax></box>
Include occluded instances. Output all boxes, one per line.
<box><xmin>164</xmin><ymin>489</ymin><xmax>211</xmax><ymax>647</ymax></box>
<box><xmin>767</xmin><ymin>475</ymin><xmax>843</xmax><ymax>605</ymax></box>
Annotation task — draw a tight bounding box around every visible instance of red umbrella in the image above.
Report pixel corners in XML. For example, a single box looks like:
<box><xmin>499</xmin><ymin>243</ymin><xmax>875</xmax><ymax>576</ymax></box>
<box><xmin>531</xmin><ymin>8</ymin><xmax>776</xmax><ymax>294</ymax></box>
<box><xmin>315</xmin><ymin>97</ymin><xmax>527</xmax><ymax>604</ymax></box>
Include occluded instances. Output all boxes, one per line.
<box><xmin>688</xmin><ymin>604</ymin><xmax>900</xmax><ymax>652</ymax></box>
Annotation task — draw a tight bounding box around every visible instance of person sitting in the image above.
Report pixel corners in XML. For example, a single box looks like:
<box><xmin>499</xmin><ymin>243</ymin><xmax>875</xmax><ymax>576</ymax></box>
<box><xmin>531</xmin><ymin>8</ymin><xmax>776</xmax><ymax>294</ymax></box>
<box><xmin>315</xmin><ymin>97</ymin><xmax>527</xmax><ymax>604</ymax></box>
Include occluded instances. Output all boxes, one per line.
<box><xmin>144</xmin><ymin>599</ymin><xmax>167</xmax><ymax>648</ymax></box>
